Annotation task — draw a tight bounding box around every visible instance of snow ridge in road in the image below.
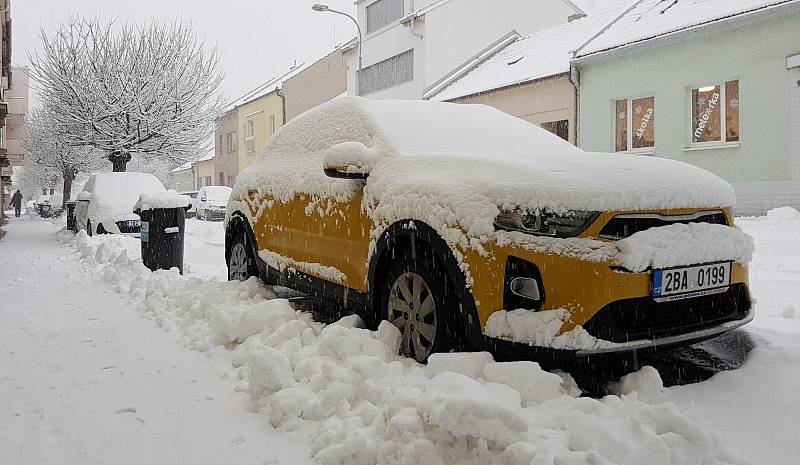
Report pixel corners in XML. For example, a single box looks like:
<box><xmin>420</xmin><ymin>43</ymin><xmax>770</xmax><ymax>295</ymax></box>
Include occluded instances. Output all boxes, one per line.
<box><xmin>65</xmin><ymin>230</ymin><xmax>738</xmax><ymax>465</ymax></box>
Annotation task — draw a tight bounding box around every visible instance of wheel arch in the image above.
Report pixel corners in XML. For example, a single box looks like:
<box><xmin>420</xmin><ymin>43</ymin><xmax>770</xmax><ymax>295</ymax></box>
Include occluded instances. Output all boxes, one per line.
<box><xmin>367</xmin><ymin>220</ymin><xmax>484</xmax><ymax>349</ymax></box>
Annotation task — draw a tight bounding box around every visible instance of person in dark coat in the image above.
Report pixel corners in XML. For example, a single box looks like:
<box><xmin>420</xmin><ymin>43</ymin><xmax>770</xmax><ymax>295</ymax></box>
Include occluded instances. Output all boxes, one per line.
<box><xmin>8</xmin><ymin>190</ymin><xmax>22</xmax><ymax>217</ymax></box>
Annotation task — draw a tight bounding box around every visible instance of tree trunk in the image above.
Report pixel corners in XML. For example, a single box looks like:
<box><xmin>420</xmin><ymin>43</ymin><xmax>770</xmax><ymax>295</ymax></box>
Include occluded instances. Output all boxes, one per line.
<box><xmin>110</xmin><ymin>153</ymin><xmax>131</xmax><ymax>172</ymax></box>
<box><xmin>62</xmin><ymin>169</ymin><xmax>76</xmax><ymax>209</ymax></box>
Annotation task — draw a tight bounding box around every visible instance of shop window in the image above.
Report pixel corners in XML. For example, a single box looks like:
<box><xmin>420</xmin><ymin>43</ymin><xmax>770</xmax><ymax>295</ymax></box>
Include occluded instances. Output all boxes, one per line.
<box><xmin>614</xmin><ymin>96</ymin><xmax>655</xmax><ymax>152</ymax></box>
<box><xmin>541</xmin><ymin>120</ymin><xmax>569</xmax><ymax>141</ymax></box>
<box><xmin>691</xmin><ymin>80</ymin><xmax>739</xmax><ymax>144</ymax></box>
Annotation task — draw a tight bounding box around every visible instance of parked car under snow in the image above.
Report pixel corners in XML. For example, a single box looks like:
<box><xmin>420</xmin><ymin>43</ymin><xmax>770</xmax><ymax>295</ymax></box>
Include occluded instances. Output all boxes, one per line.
<box><xmin>224</xmin><ymin>97</ymin><xmax>753</xmax><ymax>363</ymax></box>
<box><xmin>196</xmin><ymin>186</ymin><xmax>231</xmax><ymax>221</ymax></box>
<box><xmin>75</xmin><ymin>172</ymin><xmax>166</xmax><ymax>236</ymax></box>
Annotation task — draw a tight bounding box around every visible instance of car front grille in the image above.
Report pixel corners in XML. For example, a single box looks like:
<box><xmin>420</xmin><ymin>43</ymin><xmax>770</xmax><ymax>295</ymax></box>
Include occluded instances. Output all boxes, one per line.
<box><xmin>582</xmin><ymin>283</ymin><xmax>750</xmax><ymax>343</ymax></box>
<box><xmin>116</xmin><ymin>221</ymin><xmax>141</xmax><ymax>234</ymax></box>
<box><xmin>599</xmin><ymin>211</ymin><xmax>727</xmax><ymax>240</ymax></box>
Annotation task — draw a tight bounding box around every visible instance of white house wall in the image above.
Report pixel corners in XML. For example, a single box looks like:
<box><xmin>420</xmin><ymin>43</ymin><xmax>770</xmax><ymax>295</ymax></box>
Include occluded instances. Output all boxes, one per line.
<box><xmin>347</xmin><ymin>0</ymin><xmax>580</xmax><ymax>99</ymax></box>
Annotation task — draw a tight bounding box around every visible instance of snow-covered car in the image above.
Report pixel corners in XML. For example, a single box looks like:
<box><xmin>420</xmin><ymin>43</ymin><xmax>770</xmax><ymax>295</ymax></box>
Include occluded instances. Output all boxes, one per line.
<box><xmin>34</xmin><ymin>194</ymin><xmax>51</xmax><ymax>216</ymax></box>
<box><xmin>196</xmin><ymin>186</ymin><xmax>231</xmax><ymax>221</ymax></box>
<box><xmin>39</xmin><ymin>193</ymin><xmax>65</xmax><ymax>218</ymax></box>
<box><xmin>76</xmin><ymin>172</ymin><xmax>166</xmax><ymax>236</ymax></box>
<box><xmin>181</xmin><ymin>190</ymin><xmax>199</xmax><ymax>218</ymax></box>
<box><xmin>224</xmin><ymin>97</ymin><xmax>753</xmax><ymax>363</ymax></box>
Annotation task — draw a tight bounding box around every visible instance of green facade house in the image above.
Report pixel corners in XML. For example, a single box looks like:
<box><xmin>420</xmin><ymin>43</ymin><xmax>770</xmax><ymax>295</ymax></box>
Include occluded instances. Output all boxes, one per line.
<box><xmin>573</xmin><ymin>0</ymin><xmax>800</xmax><ymax>216</ymax></box>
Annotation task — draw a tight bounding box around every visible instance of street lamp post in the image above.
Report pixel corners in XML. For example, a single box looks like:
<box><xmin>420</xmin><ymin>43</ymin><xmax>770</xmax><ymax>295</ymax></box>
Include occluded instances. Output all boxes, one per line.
<box><xmin>312</xmin><ymin>3</ymin><xmax>363</xmax><ymax>95</ymax></box>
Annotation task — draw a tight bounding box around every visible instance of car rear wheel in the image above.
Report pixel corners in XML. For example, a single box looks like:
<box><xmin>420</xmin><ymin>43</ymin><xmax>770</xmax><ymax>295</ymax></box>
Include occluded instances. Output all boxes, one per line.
<box><xmin>380</xmin><ymin>253</ymin><xmax>453</xmax><ymax>363</ymax></box>
<box><xmin>228</xmin><ymin>231</ymin><xmax>258</xmax><ymax>282</ymax></box>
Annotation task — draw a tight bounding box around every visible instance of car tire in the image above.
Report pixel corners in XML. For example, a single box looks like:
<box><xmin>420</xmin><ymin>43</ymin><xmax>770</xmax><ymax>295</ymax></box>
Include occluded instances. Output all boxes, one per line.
<box><xmin>227</xmin><ymin>228</ymin><xmax>259</xmax><ymax>282</ymax></box>
<box><xmin>376</xmin><ymin>249</ymin><xmax>455</xmax><ymax>363</ymax></box>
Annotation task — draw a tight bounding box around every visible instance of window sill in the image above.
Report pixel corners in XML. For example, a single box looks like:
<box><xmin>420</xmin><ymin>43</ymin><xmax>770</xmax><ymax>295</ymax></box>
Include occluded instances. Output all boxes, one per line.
<box><xmin>682</xmin><ymin>142</ymin><xmax>740</xmax><ymax>152</ymax></box>
<box><xmin>617</xmin><ymin>149</ymin><xmax>656</xmax><ymax>156</ymax></box>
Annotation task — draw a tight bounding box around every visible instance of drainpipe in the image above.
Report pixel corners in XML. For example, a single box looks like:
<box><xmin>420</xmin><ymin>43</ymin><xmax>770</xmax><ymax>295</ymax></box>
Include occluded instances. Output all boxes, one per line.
<box><xmin>568</xmin><ymin>59</ymin><xmax>580</xmax><ymax>147</ymax></box>
<box><xmin>277</xmin><ymin>88</ymin><xmax>287</xmax><ymax>124</ymax></box>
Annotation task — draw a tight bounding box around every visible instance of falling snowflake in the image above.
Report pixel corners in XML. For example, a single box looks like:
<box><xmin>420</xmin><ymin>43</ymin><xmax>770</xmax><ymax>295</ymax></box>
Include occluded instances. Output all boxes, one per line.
<box><xmin>729</xmin><ymin>98</ymin><xmax>739</xmax><ymax>109</ymax></box>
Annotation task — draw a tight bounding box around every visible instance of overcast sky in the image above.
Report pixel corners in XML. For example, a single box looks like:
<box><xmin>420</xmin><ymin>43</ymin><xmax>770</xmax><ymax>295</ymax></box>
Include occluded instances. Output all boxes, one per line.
<box><xmin>13</xmin><ymin>0</ymin><xmax>629</xmax><ymax>106</ymax></box>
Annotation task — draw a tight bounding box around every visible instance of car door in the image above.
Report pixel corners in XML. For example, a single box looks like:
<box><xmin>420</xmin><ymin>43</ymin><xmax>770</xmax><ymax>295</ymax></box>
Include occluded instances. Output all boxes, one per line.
<box><xmin>287</xmin><ymin>180</ymin><xmax>372</xmax><ymax>293</ymax></box>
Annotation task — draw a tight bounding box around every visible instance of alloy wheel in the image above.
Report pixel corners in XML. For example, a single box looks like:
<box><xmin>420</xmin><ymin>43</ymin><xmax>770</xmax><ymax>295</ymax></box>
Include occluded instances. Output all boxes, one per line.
<box><xmin>228</xmin><ymin>242</ymin><xmax>250</xmax><ymax>281</ymax></box>
<box><xmin>387</xmin><ymin>271</ymin><xmax>438</xmax><ymax>362</ymax></box>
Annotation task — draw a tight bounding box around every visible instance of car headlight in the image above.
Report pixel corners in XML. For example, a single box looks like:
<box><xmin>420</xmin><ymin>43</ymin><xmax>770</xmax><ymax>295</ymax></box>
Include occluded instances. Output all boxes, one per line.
<box><xmin>494</xmin><ymin>209</ymin><xmax>599</xmax><ymax>238</ymax></box>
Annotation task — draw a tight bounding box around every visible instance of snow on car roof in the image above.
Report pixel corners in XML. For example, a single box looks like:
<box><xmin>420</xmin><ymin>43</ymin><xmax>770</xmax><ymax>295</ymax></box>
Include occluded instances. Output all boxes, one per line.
<box><xmin>267</xmin><ymin>96</ymin><xmax>578</xmax><ymax>158</ymax></box>
<box><xmin>431</xmin><ymin>9</ymin><xmax>622</xmax><ymax>102</ymax></box>
<box><xmin>89</xmin><ymin>172</ymin><xmax>166</xmax><ymax>220</ymax></box>
<box><xmin>200</xmin><ymin>186</ymin><xmax>232</xmax><ymax>199</ymax></box>
<box><xmin>574</xmin><ymin>0</ymin><xmax>797</xmax><ymax>58</ymax></box>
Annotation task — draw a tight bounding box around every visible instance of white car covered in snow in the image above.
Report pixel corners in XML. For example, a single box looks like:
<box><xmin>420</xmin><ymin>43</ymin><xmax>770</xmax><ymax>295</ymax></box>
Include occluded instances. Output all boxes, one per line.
<box><xmin>196</xmin><ymin>186</ymin><xmax>231</xmax><ymax>221</ymax></box>
<box><xmin>76</xmin><ymin>172</ymin><xmax>166</xmax><ymax>236</ymax></box>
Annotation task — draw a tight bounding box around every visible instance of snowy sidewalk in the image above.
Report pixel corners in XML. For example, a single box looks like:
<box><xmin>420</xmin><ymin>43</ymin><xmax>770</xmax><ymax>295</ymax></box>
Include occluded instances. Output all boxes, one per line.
<box><xmin>0</xmin><ymin>218</ymin><xmax>309</xmax><ymax>465</ymax></box>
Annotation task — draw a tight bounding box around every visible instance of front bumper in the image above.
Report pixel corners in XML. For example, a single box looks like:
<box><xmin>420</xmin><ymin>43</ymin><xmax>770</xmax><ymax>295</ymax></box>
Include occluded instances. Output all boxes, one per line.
<box><xmin>462</xmin><ymin>240</ymin><xmax>752</xmax><ymax>357</ymax></box>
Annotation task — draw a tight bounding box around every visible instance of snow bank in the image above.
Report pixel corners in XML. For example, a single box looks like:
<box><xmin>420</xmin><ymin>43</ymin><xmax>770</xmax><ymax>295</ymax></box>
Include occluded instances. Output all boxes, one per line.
<box><xmin>133</xmin><ymin>190</ymin><xmax>192</xmax><ymax>211</ymax></box>
<box><xmin>617</xmin><ymin>222</ymin><xmax>753</xmax><ymax>272</ymax></box>
<box><xmin>62</xmin><ymin>230</ymin><xmax>740</xmax><ymax>465</ymax></box>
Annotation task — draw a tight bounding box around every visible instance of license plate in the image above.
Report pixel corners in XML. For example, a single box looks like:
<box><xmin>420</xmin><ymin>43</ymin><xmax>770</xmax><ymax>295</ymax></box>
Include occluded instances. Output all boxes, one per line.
<box><xmin>652</xmin><ymin>262</ymin><xmax>731</xmax><ymax>302</ymax></box>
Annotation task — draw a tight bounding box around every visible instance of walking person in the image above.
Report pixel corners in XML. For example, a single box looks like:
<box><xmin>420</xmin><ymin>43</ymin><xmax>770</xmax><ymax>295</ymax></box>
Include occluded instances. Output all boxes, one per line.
<box><xmin>8</xmin><ymin>190</ymin><xmax>22</xmax><ymax>218</ymax></box>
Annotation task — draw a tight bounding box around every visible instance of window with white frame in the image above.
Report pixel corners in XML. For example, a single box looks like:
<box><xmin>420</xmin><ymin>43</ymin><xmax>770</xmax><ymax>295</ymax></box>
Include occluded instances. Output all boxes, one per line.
<box><xmin>359</xmin><ymin>49</ymin><xmax>414</xmax><ymax>95</ymax></box>
<box><xmin>245</xmin><ymin>120</ymin><xmax>255</xmax><ymax>155</ymax></box>
<box><xmin>614</xmin><ymin>96</ymin><xmax>655</xmax><ymax>152</ymax></box>
<box><xmin>366</xmin><ymin>0</ymin><xmax>404</xmax><ymax>34</ymax></box>
<box><xmin>690</xmin><ymin>80</ymin><xmax>739</xmax><ymax>145</ymax></box>
<box><xmin>226</xmin><ymin>131</ymin><xmax>237</xmax><ymax>153</ymax></box>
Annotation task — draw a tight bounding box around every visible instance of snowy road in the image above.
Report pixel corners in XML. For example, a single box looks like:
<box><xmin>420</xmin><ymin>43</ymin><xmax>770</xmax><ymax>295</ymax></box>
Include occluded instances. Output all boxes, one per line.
<box><xmin>1</xmin><ymin>213</ymin><xmax>800</xmax><ymax>465</ymax></box>
<box><xmin>0</xmin><ymin>219</ymin><xmax>309</xmax><ymax>465</ymax></box>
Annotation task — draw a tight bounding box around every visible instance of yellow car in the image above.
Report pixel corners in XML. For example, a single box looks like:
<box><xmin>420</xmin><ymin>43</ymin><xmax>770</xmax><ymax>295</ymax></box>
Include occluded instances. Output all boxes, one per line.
<box><xmin>225</xmin><ymin>97</ymin><xmax>753</xmax><ymax>362</ymax></box>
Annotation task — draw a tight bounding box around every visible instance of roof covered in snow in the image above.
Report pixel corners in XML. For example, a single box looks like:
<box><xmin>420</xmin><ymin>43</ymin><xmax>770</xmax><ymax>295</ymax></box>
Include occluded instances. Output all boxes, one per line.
<box><xmin>575</xmin><ymin>0</ymin><xmax>799</xmax><ymax>58</ymax></box>
<box><xmin>229</xmin><ymin>63</ymin><xmax>308</xmax><ymax>109</ymax></box>
<box><xmin>430</xmin><ymin>9</ymin><xmax>622</xmax><ymax>101</ymax></box>
<box><xmin>170</xmin><ymin>162</ymin><xmax>193</xmax><ymax>173</ymax></box>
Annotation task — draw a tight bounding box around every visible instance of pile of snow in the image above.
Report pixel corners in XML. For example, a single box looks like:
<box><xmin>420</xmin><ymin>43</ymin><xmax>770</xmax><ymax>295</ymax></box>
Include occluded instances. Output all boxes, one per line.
<box><xmin>62</xmin><ymin>229</ymin><xmax>740</xmax><ymax>465</ymax></box>
<box><xmin>617</xmin><ymin>222</ymin><xmax>754</xmax><ymax>272</ymax></box>
<box><xmin>133</xmin><ymin>190</ymin><xmax>192</xmax><ymax>212</ymax></box>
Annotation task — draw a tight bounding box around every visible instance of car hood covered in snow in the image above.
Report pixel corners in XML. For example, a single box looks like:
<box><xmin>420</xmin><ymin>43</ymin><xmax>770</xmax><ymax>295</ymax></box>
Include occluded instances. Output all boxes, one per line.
<box><xmin>232</xmin><ymin>97</ymin><xmax>735</xmax><ymax>240</ymax></box>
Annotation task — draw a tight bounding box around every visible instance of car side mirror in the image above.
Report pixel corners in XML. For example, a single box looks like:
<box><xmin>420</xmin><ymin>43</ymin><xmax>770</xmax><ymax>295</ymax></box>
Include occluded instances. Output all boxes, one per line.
<box><xmin>323</xmin><ymin>166</ymin><xmax>369</xmax><ymax>180</ymax></box>
<box><xmin>78</xmin><ymin>191</ymin><xmax>91</xmax><ymax>202</ymax></box>
<box><xmin>322</xmin><ymin>141</ymin><xmax>374</xmax><ymax>180</ymax></box>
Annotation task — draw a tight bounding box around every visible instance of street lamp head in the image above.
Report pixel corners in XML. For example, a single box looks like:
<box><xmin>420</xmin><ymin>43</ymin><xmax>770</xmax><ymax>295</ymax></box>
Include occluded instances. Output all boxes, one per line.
<box><xmin>312</xmin><ymin>4</ymin><xmax>330</xmax><ymax>12</ymax></box>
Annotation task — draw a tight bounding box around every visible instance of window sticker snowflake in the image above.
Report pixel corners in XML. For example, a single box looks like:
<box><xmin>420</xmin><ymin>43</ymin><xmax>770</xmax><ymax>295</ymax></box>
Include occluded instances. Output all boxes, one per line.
<box><xmin>634</xmin><ymin>106</ymin><xmax>642</xmax><ymax>115</ymax></box>
<box><xmin>618</xmin><ymin>111</ymin><xmax>626</xmax><ymax>120</ymax></box>
<box><xmin>697</xmin><ymin>96</ymin><xmax>707</xmax><ymax>107</ymax></box>
<box><xmin>728</xmin><ymin>97</ymin><xmax>739</xmax><ymax>109</ymax></box>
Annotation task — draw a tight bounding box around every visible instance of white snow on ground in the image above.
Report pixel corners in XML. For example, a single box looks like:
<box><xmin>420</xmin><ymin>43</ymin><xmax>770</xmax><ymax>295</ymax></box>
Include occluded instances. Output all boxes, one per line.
<box><xmin>485</xmin><ymin>308</ymin><xmax>617</xmax><ymax>350</ymax></box>
<box><xmin>2</xmin><ymin>207</ymin><xmax>800</xmax><ymax>464</ymax></box>
<box><xmin>0</xmin><ymin>219</ymin><xmax>309</xmax><ymax>465</ymax></box>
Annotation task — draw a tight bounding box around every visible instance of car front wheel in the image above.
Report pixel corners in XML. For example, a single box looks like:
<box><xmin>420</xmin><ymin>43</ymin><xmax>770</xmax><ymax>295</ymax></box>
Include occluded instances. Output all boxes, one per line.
<box><xmin>381</xmin><ymin>252</ymin><xmax>453</xmax><ymax>363</ymax></box>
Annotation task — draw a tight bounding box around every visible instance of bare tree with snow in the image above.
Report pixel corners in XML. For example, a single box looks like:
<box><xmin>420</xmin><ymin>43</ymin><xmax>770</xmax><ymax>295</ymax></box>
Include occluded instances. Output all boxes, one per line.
<box><xmin>23</xmin><ymin>106</ymin><xmax>105</xmax><ymax>208</ymax></box>
<box><xmin>29</xmin><ymin>16</ymin><xmax>225</xmax><ymax>172</ymax></box>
